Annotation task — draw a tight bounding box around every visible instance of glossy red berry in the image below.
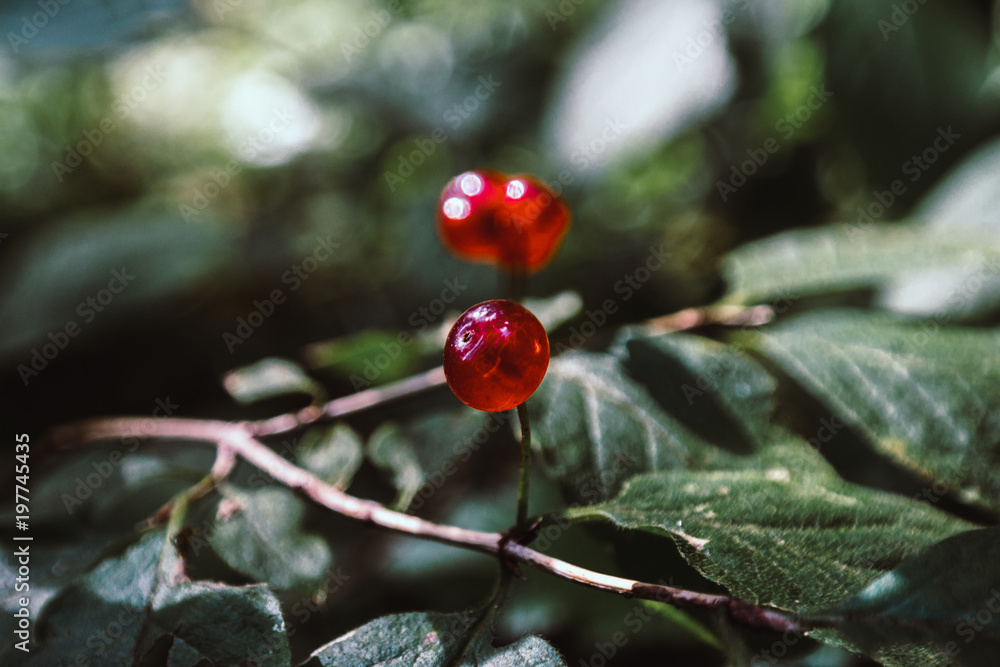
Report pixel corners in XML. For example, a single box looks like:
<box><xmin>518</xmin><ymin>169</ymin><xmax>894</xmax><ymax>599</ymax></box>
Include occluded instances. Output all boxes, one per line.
<box><xmin>444</xmin><ymin>299</ymin><xmax>549</xmax><ymax>412</ymax></box>
<box><xmin>436</xmin><ymin>170</ymin><xmax>571</xmax><ymax>272</ymax></box>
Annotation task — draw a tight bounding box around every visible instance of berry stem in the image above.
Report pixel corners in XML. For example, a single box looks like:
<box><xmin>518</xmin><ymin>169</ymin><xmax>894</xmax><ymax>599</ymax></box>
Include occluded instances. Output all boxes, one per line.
<box><xmin>515</xmin><ymin>401</ymin><xmax>532</xmax><ymax>531</ymax></box>
<box><xmin>499</xmin><ymin>264</ymin><xmax>527</xmax><ymax>302</ymax></box>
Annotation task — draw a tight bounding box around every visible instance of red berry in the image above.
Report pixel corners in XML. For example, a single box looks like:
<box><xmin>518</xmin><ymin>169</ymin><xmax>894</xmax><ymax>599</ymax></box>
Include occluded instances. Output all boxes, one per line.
<box><xmin>444</xmin><ymin>299</ymin><xmax>549</xmax><ymax>412</ymax></box>
<box><xmin>436</xmin><ymin>170</ymin><xmax>571</xmax><ymax>272</ymax></box>
<box><xmin>436</xmin><ymin>169</ymin><xmax>507</xmax><ymax>263</ymax></box>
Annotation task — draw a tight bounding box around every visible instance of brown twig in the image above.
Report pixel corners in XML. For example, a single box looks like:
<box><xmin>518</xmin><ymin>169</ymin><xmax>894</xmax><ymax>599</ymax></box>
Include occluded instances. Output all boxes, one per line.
<box><xmin>49</xmin><ymin>415</ymin><xmax>807</xmax><ymax>635</ymax></box>
<box><xmin>643</xmin><ymin>304</ymin><xmax>774</xmax><ymax>334</ymax></box>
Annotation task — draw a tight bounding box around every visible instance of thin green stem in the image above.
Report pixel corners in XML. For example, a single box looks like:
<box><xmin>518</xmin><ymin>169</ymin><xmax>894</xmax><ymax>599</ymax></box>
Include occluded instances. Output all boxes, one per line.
<box><xmin>445</xmin><ymin>567</ymin><xmax>512</xmax><ymax>667</ymax></box>
<box><xmin>499</xmin><ymin>265</ymin><xmax>527</xmax><ymax>303</ymax></box>
<box><xmin>515</xmin><ymin>402</ymin><xmax>532</xmax><ymax>531</ymax></box>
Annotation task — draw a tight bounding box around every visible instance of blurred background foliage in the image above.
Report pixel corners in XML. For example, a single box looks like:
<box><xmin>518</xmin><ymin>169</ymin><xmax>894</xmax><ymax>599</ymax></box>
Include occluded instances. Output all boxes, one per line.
<box><xmin>2</xmin><ymin>0</ymin><xmax>1000</xmax><ymax>664</ymax></box>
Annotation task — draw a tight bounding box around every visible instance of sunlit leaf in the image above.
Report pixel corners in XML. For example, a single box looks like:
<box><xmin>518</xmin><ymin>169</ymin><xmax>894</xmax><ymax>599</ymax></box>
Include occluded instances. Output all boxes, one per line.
<box><xmin>748</xmin><ymin>311</ymin><xmax>1000</xmax><ymax>513</ymax></box>
<box><xmin>222</xmin><ymin>357</ymin><xmax>325</xmax><ymax>405</ymax></box>
<box><xmin>366</xmin><ymin>423</ymin><xmax>425</xmax><ymax>511</ymax></box>
<box><xmin>304</xmin><ymin>329</ymin><xmax>422</xmax><ymax>387</ymax></box>
<box><xmin>522</xmin><ymin>290</ymin><xmax>584</xmax><ymax>332</ymax></box>
<box><xmin>880</xmin><ymin>135</ymin><xmax>1000</xmax><ymax>320</ymax></box>
<box><xmin>568</xmin><ymin>469</ymin><xmax>975</xmax><ymax>666</ymax></box>
<box><xmin>722</xmin><ymin>226</ymin><xmax>1000</xmax><ymax>311</ymax></box>
<box><xmin>298</xmin><ymin>423</ymin><xmax>365</xmax><ymax>490</ymax></box>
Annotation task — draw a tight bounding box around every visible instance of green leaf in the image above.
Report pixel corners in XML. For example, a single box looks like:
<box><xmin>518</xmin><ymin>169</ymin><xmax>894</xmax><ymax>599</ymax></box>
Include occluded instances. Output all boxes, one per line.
<box><xmin>153</xmin><ymin>581</ymin><xmax>289</xmax><ymax>666</ymax></box>
<box><xmin>880</xmin><ymin>137</ymin><xmax>1000</xmax><ymax>320</ymax></box>
<box><xmin>613</xmin><ymin>330</ymin><xmax>779</xmax><ymax>452</ymax></box>
<box><xmin>208</xmin><ymin>485</ymin><xmax>332</xmax><ymax>592</ymax></box>
<box><xmin>366</xmin><ymin>423</ymin><xmax>425</xmax><ymax>511</ymax></box>
<box><xmin>569</xmin><ymin>470</ymin><xmax>973</xmax><ymax>613</ymax></box>
<box><xmin>222</xmin><ymin>357</ymin><xmax>326</xmax><ymax>405</ymax></box>
<box><xmin>300</xmin><ymin>610</ymin><xmax>566</xmax><ymax>666</ymax></box>
<box><xmin>0</xmin><ymin>205</ymin><xmax>236</xmax><ymax>356</ymax></box>
<box><xmin>721</xmin><ymin>225</ymin><xmax>1000</xmax><ymax>308</ymax></box>
<box><xmin>522</xmin><ymin>290</ymin><xmax>584</xmax><ymax>332</ymax></box>
<box><xmin>529</xmin><ymin>352</ymin><xmax>740</xmax><ymax>503</ymax></box>
<box><xmin>397</xmin><ymin>405</ymin><xmax>513</xmax><ymax>476</ymax></box>
<box><xmin>530</xmin><ymin>344</ymin><xmax>835</xmax><ymax>504</ymax></box>
<box><xmin>820</xmin><ymin>526</ymin><xmax>1000</xmax><ymax>667</ymax></box>
<box><xmin>23</xmin><ymin>531</ymin><xmax>290</xmax><ymax>667</ymax></box>
<box><xmin>304</xmin><ymin>329</ymin><xmax>422</xmax><ymax>385</ymax></box>
<box><xmin>299</xmin><ymin>423</ymin><xmax>365</xmax><ymax>490</ymax></box>
<box><xmin>747</xmin><ymin>310</ymin><xmax>1000</xmax><ymax>512</ymax></box>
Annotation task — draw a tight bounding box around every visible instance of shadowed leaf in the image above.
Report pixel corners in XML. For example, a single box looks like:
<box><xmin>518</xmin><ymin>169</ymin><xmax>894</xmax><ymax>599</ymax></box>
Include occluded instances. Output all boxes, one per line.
<box><xmin>822</xmin><ymin>526</ymin><xmax>1000</xmax><ymax>667</ymax></box>
<box><xmin>208</xmin><ymin>486</ymin><xmax>332</xmax><ymax>592</ymax></box>
<box><xmin>300</xmin><ymin>609</ymin><xmax>566</xmax><ymax>666</ymax></box>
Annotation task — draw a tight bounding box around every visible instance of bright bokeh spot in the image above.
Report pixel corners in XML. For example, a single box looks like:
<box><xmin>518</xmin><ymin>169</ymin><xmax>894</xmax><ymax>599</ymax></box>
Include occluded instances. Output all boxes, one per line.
<box><xmin>459</xmin><ymin>172</ymin><xmax>484</xmax><ymax>196</ymax></box>
<box><xmin>220</xmin><ymin>72</ymin><xmax>322</xmax><ymax>167</ymax></box>
<box><xmin>443</xmin><ymin>196</ymin><xmax>471</xmax><ymax>220</ymax></box>
<box><xmin>505</xmin><ymin>180</ymin><xmax>525</xmax><ymax>199</ymax></box>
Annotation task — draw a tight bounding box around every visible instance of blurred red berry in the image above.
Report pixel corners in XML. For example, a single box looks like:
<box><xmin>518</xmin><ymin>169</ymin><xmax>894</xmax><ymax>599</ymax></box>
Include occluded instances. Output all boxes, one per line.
<box><xmin>436</xmin><ymin>169</ymin><xmax>507</xmax><ymax>263</ymax></box>
<box><xmin>436</xmin><ymin>170</ymin><xmax>571</xmax><ymax>272</ymax></box>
